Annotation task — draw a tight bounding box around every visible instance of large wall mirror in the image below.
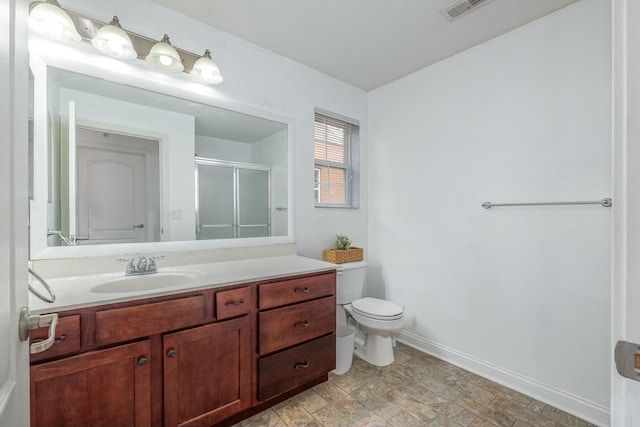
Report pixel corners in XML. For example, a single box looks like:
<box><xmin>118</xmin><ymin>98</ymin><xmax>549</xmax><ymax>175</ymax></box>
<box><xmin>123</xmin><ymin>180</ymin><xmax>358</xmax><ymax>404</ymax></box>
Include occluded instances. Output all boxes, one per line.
<box><xmin>29</xmin><ymin>40</ymin><xmax>294</xmax><ymax>259</ymax></box>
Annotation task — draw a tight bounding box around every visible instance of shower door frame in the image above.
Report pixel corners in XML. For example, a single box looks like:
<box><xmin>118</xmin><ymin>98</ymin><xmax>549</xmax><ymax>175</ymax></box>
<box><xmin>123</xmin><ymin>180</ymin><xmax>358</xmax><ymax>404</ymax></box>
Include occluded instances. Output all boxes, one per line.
<box><xmin>195</xmin><ymin>157</ymin><xmax>272</xmax><ymax>240</ymax></box>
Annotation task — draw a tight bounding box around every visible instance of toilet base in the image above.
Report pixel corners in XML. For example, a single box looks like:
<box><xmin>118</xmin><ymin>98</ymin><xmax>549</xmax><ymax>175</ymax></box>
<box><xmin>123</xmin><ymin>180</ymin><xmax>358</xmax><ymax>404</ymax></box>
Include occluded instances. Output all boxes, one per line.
<box><xmin>354</xmin><ymin>334</ymin><xmax>395</xmax><ymax>367</ymax></box>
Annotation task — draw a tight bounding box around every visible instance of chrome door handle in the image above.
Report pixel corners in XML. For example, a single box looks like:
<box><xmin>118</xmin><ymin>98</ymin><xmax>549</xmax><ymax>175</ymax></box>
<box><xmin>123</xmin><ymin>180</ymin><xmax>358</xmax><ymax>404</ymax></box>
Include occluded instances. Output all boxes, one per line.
<box><xmin>18</xmin><ymin>308</ymin><xmax>59</xmax><ymax>354</ymax></box>
<box><xmin>133</xmin><ymin>224</ymin><xmax>145</xmax><ymax>228</ymax></box>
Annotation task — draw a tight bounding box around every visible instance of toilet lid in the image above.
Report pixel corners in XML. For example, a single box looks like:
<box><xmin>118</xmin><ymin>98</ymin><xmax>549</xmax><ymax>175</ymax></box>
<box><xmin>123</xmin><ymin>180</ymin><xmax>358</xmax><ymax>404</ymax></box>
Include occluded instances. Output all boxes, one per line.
<box><xmin>351</xmin><ymin>297</ymin><xmax>404</xmax><ymax>320</ymax></box>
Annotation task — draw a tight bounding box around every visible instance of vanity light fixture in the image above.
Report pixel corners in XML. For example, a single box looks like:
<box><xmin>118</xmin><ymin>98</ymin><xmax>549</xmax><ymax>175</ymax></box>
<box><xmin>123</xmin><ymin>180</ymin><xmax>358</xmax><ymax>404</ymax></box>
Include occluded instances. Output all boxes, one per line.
<box><xmin>29</xmin><ymin>3</ymin><xmax>224</xmax><ymax>84</ymax></box>
<box><xmin>190</xmin><ymin>50</ymin><xmax>223</xmax><ymax>85</ymax></box>
<box><xmin>145</xmin><ymin>34</ymin><xmax>184</xmax><ymax>73</ymax></box>
<box><xmin>28</xmin><ymin>0</ymin><xmax>81</xmax><ymax>43</ymax></box>
<box><xmin>91</xmin><ymin>16</ymin><xmax>137</xmax><ymax>60</ymax></box>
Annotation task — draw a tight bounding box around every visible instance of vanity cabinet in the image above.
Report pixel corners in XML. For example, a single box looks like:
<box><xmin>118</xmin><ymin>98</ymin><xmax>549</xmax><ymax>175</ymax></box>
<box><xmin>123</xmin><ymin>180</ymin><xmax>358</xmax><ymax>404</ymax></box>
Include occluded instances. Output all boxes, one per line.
<box><xmin>29</xmin><ymin>270</ymin><xmax>336</xmax><ymax>427</ymax></box>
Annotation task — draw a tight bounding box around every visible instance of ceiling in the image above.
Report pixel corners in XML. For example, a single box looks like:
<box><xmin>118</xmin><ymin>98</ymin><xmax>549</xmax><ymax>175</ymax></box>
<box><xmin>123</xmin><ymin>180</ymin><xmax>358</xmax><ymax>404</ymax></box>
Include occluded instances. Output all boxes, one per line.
<box><xmin>149</xmin><ymin>0</ymin><xmax>581</xmax><ymax>91</ymax></box>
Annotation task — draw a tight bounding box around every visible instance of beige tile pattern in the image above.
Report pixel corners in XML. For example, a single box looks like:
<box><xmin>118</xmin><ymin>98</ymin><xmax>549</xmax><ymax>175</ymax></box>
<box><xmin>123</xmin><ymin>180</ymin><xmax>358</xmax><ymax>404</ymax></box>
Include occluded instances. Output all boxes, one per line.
<box><xmin>236</xmin><ymin>343</ymin><xmax>596</xmax><ymax>427</ymax></box>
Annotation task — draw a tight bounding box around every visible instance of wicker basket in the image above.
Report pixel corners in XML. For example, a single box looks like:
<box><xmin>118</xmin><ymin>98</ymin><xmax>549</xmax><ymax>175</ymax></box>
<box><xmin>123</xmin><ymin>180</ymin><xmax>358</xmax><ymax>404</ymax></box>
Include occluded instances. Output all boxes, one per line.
<box><xmin>323</xmin><ymin>247</ymin><xmax>364</xmax><ymax>264</ymax></box>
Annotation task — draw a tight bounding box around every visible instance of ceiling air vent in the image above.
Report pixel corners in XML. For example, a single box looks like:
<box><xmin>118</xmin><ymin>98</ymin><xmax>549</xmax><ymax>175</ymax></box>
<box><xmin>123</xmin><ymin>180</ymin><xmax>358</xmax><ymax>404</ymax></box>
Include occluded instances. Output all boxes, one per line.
<box><xmin>440</xmin><ymin>0</ymin><xmax>495</xmax><ymax>22</ymax></box>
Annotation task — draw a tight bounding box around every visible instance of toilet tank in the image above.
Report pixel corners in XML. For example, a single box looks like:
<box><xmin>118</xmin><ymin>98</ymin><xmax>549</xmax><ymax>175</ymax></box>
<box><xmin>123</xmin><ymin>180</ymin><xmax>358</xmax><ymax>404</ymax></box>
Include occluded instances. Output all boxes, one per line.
<box><xmin>336</xmin><ymin>261</ymin><xmax>368</xmax><ymax>305</ymax></box>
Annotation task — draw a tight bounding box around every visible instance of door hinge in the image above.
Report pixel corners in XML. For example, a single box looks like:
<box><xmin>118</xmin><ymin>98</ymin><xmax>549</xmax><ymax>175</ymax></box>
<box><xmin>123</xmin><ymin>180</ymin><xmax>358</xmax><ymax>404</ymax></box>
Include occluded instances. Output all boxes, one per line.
<box><xmin>615</xmin><ymin>340</ymin><xmax>640</xmax><ymax>381</ymax></box>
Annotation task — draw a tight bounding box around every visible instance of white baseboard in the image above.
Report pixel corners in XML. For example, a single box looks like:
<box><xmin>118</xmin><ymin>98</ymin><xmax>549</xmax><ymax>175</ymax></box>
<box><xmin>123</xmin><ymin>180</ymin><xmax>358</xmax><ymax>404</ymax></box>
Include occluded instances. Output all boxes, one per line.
<box><xmin>397</xmin><ymin>330</ymin><xmax>610</xmax><ymax>427</ymax></box>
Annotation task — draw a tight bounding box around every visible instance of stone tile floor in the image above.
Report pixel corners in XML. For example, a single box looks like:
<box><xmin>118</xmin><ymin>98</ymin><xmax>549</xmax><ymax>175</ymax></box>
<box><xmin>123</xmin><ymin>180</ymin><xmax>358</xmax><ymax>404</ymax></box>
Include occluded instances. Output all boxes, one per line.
<box><xmin>235</xmin><ymin>343</ymin><xmax>596</xmax><ymax>427</ymax></box>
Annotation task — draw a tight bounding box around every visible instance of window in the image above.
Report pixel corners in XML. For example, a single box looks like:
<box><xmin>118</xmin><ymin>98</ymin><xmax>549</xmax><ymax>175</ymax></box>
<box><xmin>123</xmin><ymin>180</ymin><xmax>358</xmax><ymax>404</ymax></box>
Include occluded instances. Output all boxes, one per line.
<box><xmin>314</xmin><ymin>110</ymin><xmax>360</xmax><ymax>208</ymax></box>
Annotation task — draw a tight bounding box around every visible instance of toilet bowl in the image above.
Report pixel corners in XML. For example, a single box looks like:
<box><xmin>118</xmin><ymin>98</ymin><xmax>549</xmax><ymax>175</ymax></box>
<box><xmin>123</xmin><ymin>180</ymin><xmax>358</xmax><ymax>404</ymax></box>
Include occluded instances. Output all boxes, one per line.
<box><xmin>336</xmin><ymin>262</ymin><xmax>404</xmax><ymax>367</ymax></box>
<box><xmin>343</xmin><ymin>297</ymin><xmax>404</xmax><ymax>366</ymax></box>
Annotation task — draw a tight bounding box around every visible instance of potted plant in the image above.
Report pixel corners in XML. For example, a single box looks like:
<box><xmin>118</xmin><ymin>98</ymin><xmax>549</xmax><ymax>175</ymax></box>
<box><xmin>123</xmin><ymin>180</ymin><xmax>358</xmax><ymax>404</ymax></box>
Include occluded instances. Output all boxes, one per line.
<box><xmin>323</xmin><ymin>234</ymin><xmax>364</xmax><ymax>263</ymax></box>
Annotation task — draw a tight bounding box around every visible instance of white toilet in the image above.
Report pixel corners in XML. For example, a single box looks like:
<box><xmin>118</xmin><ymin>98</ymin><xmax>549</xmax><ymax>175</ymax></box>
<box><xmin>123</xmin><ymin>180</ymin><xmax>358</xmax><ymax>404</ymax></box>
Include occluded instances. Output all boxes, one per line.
<box><xmin>336</xmin><ymin>261</ymin><xmax>404</xmax><ymax>367</ymax></box>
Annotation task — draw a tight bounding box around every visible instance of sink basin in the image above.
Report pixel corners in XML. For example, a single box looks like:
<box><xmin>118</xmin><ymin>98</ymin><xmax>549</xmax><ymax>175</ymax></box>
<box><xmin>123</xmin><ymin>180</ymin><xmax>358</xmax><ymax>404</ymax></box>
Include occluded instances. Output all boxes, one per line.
<box><xmin>90</xmin><ymin>271</ymin><xmax>203</xmax><ymax>294</ymax></box>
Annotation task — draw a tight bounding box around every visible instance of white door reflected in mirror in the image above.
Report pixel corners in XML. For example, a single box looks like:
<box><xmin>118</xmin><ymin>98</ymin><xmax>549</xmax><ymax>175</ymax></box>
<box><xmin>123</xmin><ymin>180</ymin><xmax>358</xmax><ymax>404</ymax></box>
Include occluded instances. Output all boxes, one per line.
<box><xmin>75</xmin><ymin>128</ymin><xmax>160</xmax><ymax>245</ymax></box>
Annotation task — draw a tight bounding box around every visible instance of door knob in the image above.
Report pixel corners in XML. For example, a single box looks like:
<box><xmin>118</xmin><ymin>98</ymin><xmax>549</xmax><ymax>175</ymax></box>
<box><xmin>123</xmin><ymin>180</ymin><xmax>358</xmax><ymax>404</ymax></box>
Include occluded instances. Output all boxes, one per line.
<box><xmin>167</xmin><ymin>349</ymin><xmax>177</xmax><ymax>358</ymax></box>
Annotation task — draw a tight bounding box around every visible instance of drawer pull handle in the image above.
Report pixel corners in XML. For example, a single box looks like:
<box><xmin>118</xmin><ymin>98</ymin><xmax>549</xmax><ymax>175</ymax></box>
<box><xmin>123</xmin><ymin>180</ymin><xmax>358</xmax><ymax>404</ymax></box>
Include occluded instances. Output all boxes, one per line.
<box><xmin>225</xmin><ymin>300</ymin><xmax>245</xmax><ymax>307</ymax></box>
<box><xmin>167</xmin><ymin>349</ymin><xmax>177</xmax><ymax>358</ymax></box>
<box><xmin>295</xmin><ymin>321</ymin><xmax>309</xmax><ymax>328</ymax></box>
<box><xmin>295</xmin><ymin>287</ymin><xmax>310</xmax><ymax>293</ymax></box>
<box><xmin>138</xmin><ymin>357</ymin><xmax>149</xmax><ymax>366</ymax></box>
<box><xmin>295</xmin><ymin>362</ymin><xmax>310</xmax><ymax>370</ymax></box>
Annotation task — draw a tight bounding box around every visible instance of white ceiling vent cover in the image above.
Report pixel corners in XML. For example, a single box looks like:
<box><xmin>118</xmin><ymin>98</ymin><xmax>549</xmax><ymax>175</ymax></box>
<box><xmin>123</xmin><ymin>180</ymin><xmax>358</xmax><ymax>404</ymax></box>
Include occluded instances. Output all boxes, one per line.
<box><xmin>440</xmin><ymin>0</ymin><xmax>496</xmax><ymax>22</ymax></box>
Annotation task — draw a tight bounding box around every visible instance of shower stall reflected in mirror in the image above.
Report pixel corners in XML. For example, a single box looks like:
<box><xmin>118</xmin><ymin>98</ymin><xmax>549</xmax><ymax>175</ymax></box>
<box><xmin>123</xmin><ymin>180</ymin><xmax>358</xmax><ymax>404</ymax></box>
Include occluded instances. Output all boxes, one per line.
<box><xmin>195</xmin><ymin>157</ymin><xmax>271</xmax><ymax>240</ymax></box>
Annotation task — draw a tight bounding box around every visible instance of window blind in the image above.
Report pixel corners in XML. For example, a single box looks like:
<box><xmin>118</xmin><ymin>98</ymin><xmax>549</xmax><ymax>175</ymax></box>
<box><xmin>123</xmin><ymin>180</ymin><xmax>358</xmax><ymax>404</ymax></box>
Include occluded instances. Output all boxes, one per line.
<box><xmin>314</xmin><ymin>111</ymin><xmax>359</xmax><ymax>208</ymax></box>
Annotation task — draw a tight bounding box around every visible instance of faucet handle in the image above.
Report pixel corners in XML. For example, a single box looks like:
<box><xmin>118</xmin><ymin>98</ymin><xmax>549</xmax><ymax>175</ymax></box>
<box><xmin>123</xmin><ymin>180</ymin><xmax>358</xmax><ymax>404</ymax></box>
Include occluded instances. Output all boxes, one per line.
<box><xmin>148</xmin><ymin>255</ymin><xmax>165</xmax><ymax>270</ymax></box>
<box><xmin>116</xmin><ymin>257</ymin><xmax>136</xmax><ymax>274</ymax></box>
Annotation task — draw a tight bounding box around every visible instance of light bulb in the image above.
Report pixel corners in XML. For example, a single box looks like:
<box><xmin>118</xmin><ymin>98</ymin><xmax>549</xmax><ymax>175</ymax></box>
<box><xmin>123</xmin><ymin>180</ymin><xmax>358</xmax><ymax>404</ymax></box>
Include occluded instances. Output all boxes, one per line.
<box><xmin>159</xmin><ymin>54</ymin><xmax>173</xmax><ymax>66</ymax></box>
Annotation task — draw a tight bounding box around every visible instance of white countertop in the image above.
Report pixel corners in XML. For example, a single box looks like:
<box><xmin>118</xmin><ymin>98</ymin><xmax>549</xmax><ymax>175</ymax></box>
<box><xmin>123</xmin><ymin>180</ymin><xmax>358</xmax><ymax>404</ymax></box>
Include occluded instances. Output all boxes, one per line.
<box><xmin>29</xmin><ymin>255</ymin><xmax>337</xmax><ymax>314</ymax></box>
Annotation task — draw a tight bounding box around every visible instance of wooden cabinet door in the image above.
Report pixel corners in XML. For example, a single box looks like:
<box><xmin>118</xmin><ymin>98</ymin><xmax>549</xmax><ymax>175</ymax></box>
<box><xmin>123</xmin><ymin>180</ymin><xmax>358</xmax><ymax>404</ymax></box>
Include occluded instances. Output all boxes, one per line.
<box><xmin>163</xmin><ymin>316</ymin><xmax>251</xmax><ymax>427</ymax></box>
<box><xmin>30</xmin><ymin>340</ymin><xmax>151</xmax><ymax>427</ymax></box>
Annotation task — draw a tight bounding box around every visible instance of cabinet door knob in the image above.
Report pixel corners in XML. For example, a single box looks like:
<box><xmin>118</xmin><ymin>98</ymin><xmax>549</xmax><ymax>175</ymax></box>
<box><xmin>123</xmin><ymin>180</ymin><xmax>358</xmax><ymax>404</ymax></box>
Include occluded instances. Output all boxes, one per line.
<box><xmin>138</xmin><ymin>357</ymin><xmax>149</xmax><ymax>366</ymax></box>
<box><xmin>294</xmin><ymin>321</ymin><xmax>309</xmax><ymax>328</ymax></box>
<box><xmin>167</xmin><ymin>349</ymin><xmax>177</xmax><ymax>358</ymax></box>
<box><xmin>295</xmin><ymin>287</ymin><xmax>310</xmax><ymax>293</ymax></box>
<box><xmin>295</xmin><ymin>362</ymin><xmax>310</xmax><ymax>370</ymax></box>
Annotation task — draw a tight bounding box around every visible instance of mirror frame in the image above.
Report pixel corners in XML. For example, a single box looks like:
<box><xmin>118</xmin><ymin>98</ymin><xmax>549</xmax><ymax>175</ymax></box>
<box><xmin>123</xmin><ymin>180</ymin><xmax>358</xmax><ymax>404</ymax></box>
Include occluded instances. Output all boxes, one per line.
<box><xmin>29</xmin><ymin>39</ymin><xmax>295</xmax><ymax>260</ymax></box>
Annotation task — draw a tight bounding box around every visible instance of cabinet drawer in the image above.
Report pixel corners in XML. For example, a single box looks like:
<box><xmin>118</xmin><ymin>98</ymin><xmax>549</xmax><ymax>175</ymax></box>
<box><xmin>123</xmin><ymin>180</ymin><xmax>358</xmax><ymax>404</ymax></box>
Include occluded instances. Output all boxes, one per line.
<box><xmin>96</xmin><ymin>296</ymin><xmax>205</xmax><ymax>346</ymax></box>
<box><xmin>30</xmin><ymin>315</ymin><xmax>81</xmax><ymax>362</ymax></box>
<box><xmin>215</xmin><ymin>286</ymin><xmax>251</xmax><ymax>320</ymax></box>
<box><xmin>258</xmin><ymin>334</ymin><xmax>335</xmax><ymax>401</ymax></box>
<box><xmin>259</xmin><ymin>272</ymin><xmax>335</xmax><ymax>310</ymax></box>
<box><xmin>259</xmin><ymin>296</ymin><xmax>335</xmax><ymax>355</ymax></box>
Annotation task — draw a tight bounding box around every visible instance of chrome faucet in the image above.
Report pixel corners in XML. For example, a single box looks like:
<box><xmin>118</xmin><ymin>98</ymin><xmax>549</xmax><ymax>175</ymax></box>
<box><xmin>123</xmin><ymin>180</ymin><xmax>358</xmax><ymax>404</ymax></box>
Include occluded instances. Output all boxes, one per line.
<box><xmin>47</xmin><ymin>230</ymin><xmax>74</xmax><ymax>246</ymax></box>
<box><xmin>137</xmin><ymin>256</ymin><xmax>148</xmax><ymax>271</ymax></box>
<box><xmin>118</xmin><ymin>255</ymin><xmax>165</xmax><ymax>276</ymax></box>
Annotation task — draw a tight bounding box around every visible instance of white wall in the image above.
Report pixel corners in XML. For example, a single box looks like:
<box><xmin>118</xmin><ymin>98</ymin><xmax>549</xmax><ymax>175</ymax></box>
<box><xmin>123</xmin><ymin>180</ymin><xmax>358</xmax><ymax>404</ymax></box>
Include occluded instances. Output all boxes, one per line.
<box><xmin>368</xmin><ymin>0</ymin><xmax>610</xmax><ymax>423</ymax></box>
<box><xmin>62</xmin><ymin>0</ymin><xmax>369</xmax><ymax>259</ymax></box>
<box><xmin>195</xmin><ymin>135</ymin><xmax>250</xmax><ymax>162</ymax></box>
